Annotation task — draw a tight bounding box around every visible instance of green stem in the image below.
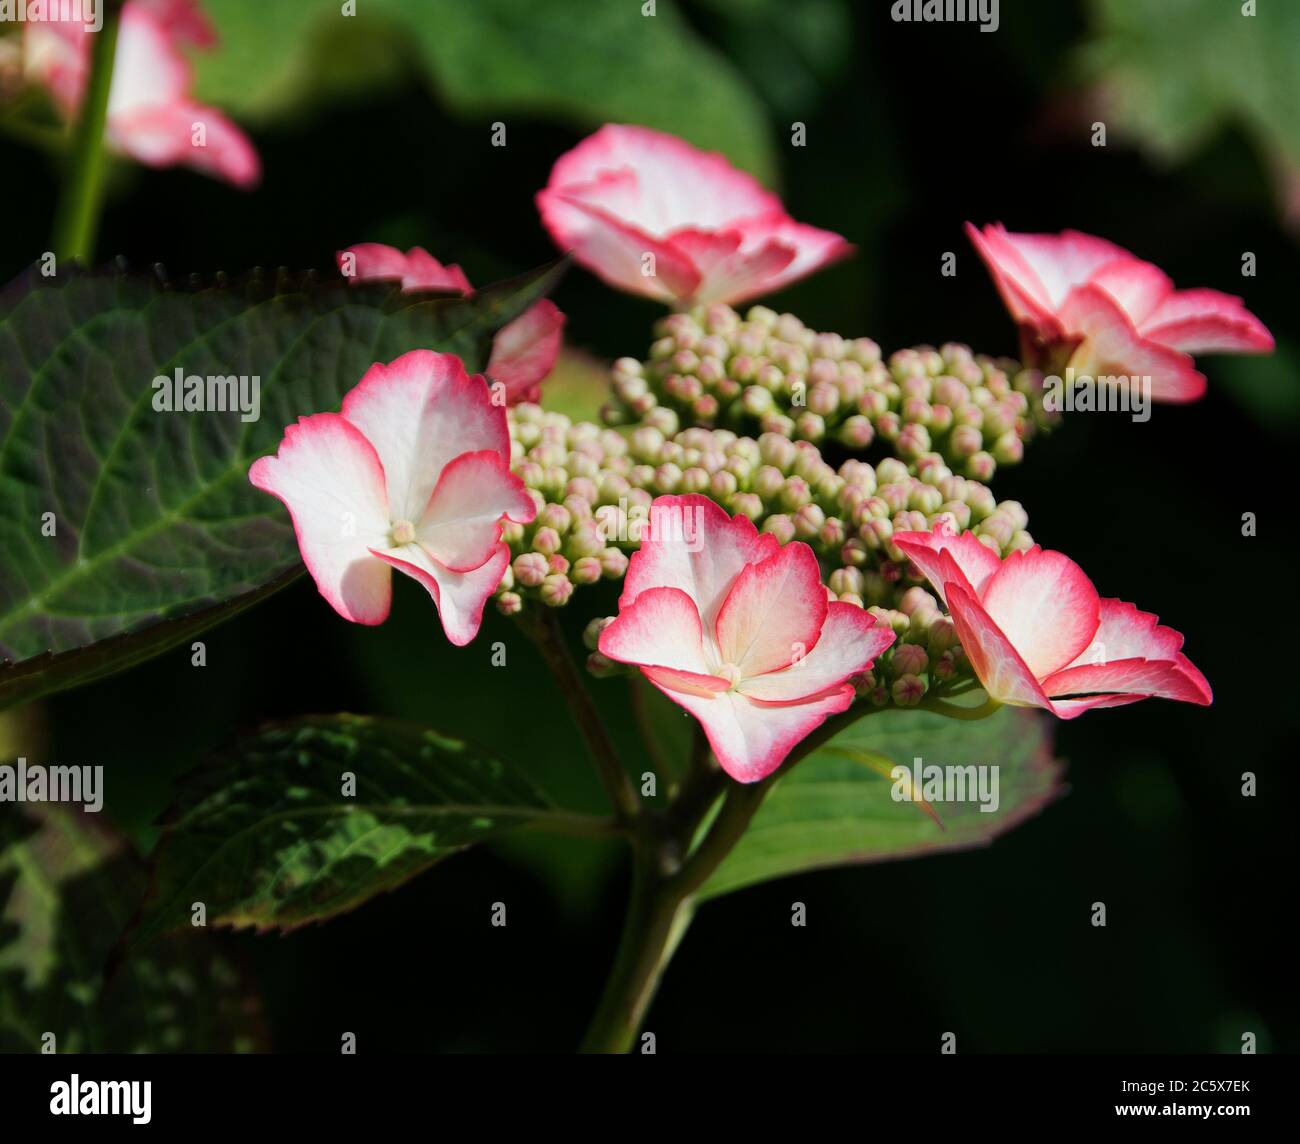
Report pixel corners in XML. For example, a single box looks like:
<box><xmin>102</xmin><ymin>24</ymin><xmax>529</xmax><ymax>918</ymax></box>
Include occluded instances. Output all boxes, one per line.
<box><xmin>519</xmin><ymin>606</ymin><xmax>640</xmax><ymax>825</ymax></box>
<box><xmin>919</xmin><ymin>696</ymin><xmax>1002</xmax><ymax>721</ymax></box>
<box><xmin>52</xmin><ymin>9</ymin><xmax>120</xmax><ymax>264</ymax></box>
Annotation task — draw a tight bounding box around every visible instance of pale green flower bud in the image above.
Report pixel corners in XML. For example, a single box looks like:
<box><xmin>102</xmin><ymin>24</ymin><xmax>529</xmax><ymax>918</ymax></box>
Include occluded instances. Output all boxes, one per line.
<box><xmin>762</xmin><ymin>514</ymin><xmax>797</xmax><ymax>544</ymax></box>
<box><xmin>532</xmin><ymin>527</ymin><xmax>562</xmax><ymax>556</ymax></box>
<box><xmin>892</xmin><ymin>674</ymin><xmax>927</xmax><ymax>706</ymax></box>
<box><xmin>600</xmin><ymin>547</ymin><xmax>629</xmax><ymax>579</ymax></box>
<box><xmin>540</xmin><ymin>573</ymin><xmax>574</xmax><ymax>607</ymax></box>
<box><xmin>513</xmin><ymin>552</ymin><xmax>548</xmax><ymax>587</ymax></box>
<box><xmin>496</xmin><ymin>591</ymin><xmax>524</xmax><ymax>616</ymax></box>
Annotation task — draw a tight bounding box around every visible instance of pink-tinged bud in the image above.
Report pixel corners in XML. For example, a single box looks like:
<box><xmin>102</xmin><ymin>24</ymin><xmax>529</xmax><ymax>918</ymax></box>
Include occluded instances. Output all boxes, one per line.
<box><xmin>895</xmin><ymin>423</ymin><xmax>930</xmax><ymax>460</ymax></box>
<box><xmin>848</xmin><ymin>337</ymin><xmax>881</xmax><ymax>366</ymax></box>
<box><xmin>540</xmin><ymin>573</ymin><xmax>574</xmax><ymax>607</ymax></box>
<box><xmin>897</xmin><ymin>586</ymin><xmax>935</xmax><ymax>616</ymax></box>
<box><xmin>779</xmin><ymin>477</ymin><xmax>812</xmax><ymax>511</ymax></box>
<box><xmin>548</xmin><ymin>554</ymin><xmax>570</xmax><ymax>576</ymax></box>
<box><xmin>992</xmin><ymin>431</ymin><xmax>1023</xmax><ymax>465</ymax></box>
<box><xmin>793</xmin><ymin>503</ymin><xmax>826</xmax><ymax>539</ymax></box>
<box><xmin>568</xmin><ymin>520</ymin><xmax>607</xmax><ymax>560</ymax></box>
<box><xmin>693</xmin><ymin>393</ymin><xmax>720</xmax><ymax>422</ymax></box>
<box><xmin>932</xmin><ymin>650</ymin><xmax>958</xmax><ymax>681</ymax></box>
<box><xmin>928</xmin><ymin>617</ymin><xmax>959</xmax><ymax>654</ymax></box>
<box><xmin>927</xmin><ymin>403</ymin><xmax>954</xmax><ymax>433</ymax></box>
<box><xmin>496</xmin><ymin>591</ymin><xmax>524</xmax><ymax>616</ymax></box>
<box><xmin>563</xmin><ymin>495</ymin><xmax>594</xmax><ymax>524</ymax></box>
<box><xmin>891</xmin><ymin>643</ymin><xmax>930</xmax><ymax>677</ymax></box>
<box><xmin>965</xmin><ymin>483</ymin><xmax>997</xmax><ymax>518</ymax></box>
<box><xmin>950</xmin><ymin>424</ymin><xmax>983</xmax><ymax>458</ymax></box>
<box><xmin>629</xmin><ymin>464</ymin><xmax>655</xmax><ymax>489</ymax></box>
<box><xmin>600</xmin><ymin>546</ymin><xmax>629</xmax><ymax>579</ymax></box>
<box><xmin>538</xmin><ymin>503</ymin><xmax>572</xmax><ymax>535</ymax></box>
<box><xmin>652</xmin><ymin>462</ymin><xmax>682</xmax><ymax>494</ymax></box>
<box><xmin>532</xmin><ymin>527</ymin><xmax>562</xmax><ymax>556</ymax></box>
<box><xmin>762</xmin><ymin>514</ymin><xmax>797</xmax><ymax>544</ymax></box>
<box><xmin>832</xmin><ymin>415</ymin><xmax>872</xmax><ymax>449</ymax></box>
<box><xmin>741</xmin><ymin>385</ymin><xmax>774</xmax><ymax>417</ymax></box>
<box><xmin>710</xmin><ymin>471</ymin><xmax>738</xmax><ymax>499</ymax></box>
<box><xmin>908</xmin><ymin>484</ymin><xmax>943</xmax><ymax>514</ymax></box>
<box><xmin>498</xmin><ymin>563</ymin><xmax>516</xmax><ymax>593</ymax></box>
<box><xmin>977</xmin><ymin>513</ymin><xmax>1014</xmax><ymax>548</ymax></box>
<box><xmin>725</xmin><ymin>491</ymin><xmax>760</xmax><ymax>520</ymax></box>
<box><xmin>760</xmin><ymin>411</ymin><xmax>796</xmax><ymax>438</ymax></box>
<box><xmin>502</xmin><ymin>520</ymin><xmax>526</xmax><ymax>546</ymax></box>
<box><xmin>876</xmin><ymin>410</ymin><xmax>901</xmax><ymax>440</ymax></box>
<box><xmin>677</xmin><ymin>466</ymin><xmax>708</xmax><ymax>494</ymax></box>
<box><xmin>894</xmin><ymin>509</ymin><xmax>928</xmax><ymax>534</ymax></box>
<box><xmin>513</xmin><ymin>552</ymin><xmax>548</xmax><ymax>587</ymax></box>
<box><xmin>936</xmin><ymin>500</ymin><xmax>971</xmax><ymax>530</ymax></box>
<box><xmin>794</xmin><ymin>412</ymin><xmax>826</xmax><ymax>442</ymax></box>
<box><xmin>809</xmin><ymin>383</ymin><xmax>839</xmax><ymax>416</ymax></box>
<box><xmin>840</xmin><ymin>537</ymin><xmax>868</xmax><ymax>566</ymax></box>
<box><xmin>964</xmin><ymin>451</ymin><xmax>996</xmax><ymax>481</ymax></box>
<box><xmin>860</xmin><ymin>516</ymin><xmax>894</xmax><ymax>550</ymax></box>
<box><xmin>819</xmin><ymin>517</ymin><xmax>847</xmax><ymax>549</ymax></box>
<box><xmin>891</xmin><ymin>674</ymin><xmax>927</xmax><ymax>706</ymax></box>
<box><xmin>570</xmin><ymin>556</ymin><xmax>602</xmax><ymax>585</ymax></box>
<box><xmin>829</xmin><ymin>566</ymin><xmax>865</xmax><ymax>596</ymax></box>
<box><xmin>1008</xmin><ymin>529</ymin><xmax>1035</xmax><ymax>553</ymax></box>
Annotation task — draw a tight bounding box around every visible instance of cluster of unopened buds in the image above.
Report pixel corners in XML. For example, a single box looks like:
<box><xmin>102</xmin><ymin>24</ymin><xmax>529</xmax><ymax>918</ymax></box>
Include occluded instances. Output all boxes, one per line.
<box><xmin>496</xmin><ymin>401</ymin><xmax>1033</xmax><ymax>712</ymax></box>
<box><xmin>250</xmin><ymin>122</ymin><xmax>1270</xmax><ymax>784</ymax></box>
<box><xmin>601</xmin><ymin>304</ymin><xmax>1056</xmax><ymax>479</ymax></box>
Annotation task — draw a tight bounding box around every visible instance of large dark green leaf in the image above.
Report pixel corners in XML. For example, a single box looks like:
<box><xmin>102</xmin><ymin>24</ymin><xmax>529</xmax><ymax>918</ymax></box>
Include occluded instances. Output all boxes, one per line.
<box><xmin>0</xmin><ymin>258</ymin><xmax>566</xmax><ymax>708</ymax></box>
<box><xmin>698</xmin><ymin>706</ymin><xmax>1065</xmax><ymax>899</ymax></box>
<box><xmin>132</xmin><ymin>714</ymin><xmax>579</xmax><ymax>941</ymax></box>
<box><xmin>0</xmin><ymin>809</ymin><xmax>264</xmax><ymax>1052</ymax></box>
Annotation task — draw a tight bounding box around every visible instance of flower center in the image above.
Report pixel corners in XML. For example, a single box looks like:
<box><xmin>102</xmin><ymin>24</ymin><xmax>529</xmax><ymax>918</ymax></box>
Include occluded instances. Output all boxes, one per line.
<box><xmin>390</xmin><ymin>519</ymin><xmax>417</xmax><ymax>546</ymax></box>
<box><xmin>716</xmin><ymin>663</ymin><xmax>742</xmax><ymax>690</ymax></box>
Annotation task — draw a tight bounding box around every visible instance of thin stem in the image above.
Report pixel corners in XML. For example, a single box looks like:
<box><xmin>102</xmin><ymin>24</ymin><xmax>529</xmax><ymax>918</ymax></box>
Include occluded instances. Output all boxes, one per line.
<box><xmin>52</xmin><ymin>8</ymin><xmax>119</xmax><ymax>263</ymax></box>
<box><xmin>919</xmin><ymin>696</ymin><xmax>1002</xmax><ymax>721</ymax></box>
<box><xmin>519</xmin><ymin>606</ymin><xmax>640</xmax><ymax>825</ymax></box>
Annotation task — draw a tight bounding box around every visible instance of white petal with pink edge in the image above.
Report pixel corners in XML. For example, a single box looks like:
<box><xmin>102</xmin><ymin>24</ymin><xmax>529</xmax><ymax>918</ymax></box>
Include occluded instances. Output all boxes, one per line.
<box><xmin>248</xmin><ymin>413</ymin><xmax>392</xmax><ymax>625</ymax></box>
<box><xmin>620</xmin><ymin>495</ymin><xmax>778</xmax><ymax>631</ymax></box>
<box><xmin>945</xmin><ymin>584</ymin><xmax>1052</xmax><ymax>710</ymax></box>
<box><xmin>416</xmin><ymin>450</ymin><xmax>536</xmax><ymax>573</ymax></box>
<box><xmin>653</xmin><ymin>684</ymin><xmax>854</xmax><ymax>784</ymax></box>
<box><xmin>893</xmin><ymin>522</ymin><xmax>1001</xmax><ymax>606</ymax></box>
<box><xmin>714</xmin><ymin>543</ymin><xmax>826</xmax><ymax>677</ymax></box>
<box><xmin>738</xmin><ymin>604</ymin><xmax>894</xmax><ymax>702</ymax></box>
<box><xmin>369</xmin><ymin>542</ymin><xmax>510</xmax><ymax>647</ymax></box>
<box><xmin>599</xmin><ymin>586</ymin><xmax>712</xmax><ymax>677</ymax></box>
<box><xmin>341</xmin><ymin>350</ymin><xmax>508</xmax><ymax>522</ymax></box>
<box><xmin>978</xmin><ymin>548</ymin><xmax>1100</xmax><ymax>679</ymax></box>
<box><xmin>486</xmin><ymin>299</ymin><xmax>566</xmax><ymax>401</ymax></box>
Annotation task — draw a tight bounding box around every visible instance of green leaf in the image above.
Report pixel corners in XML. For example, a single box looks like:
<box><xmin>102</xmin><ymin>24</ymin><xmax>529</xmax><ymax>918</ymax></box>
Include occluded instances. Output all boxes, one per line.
<box><xmin>1082</xmin><ymin>0</ymin><xmax>1300</xmax><ymax>170</ymax></box>
<box><xmin>0</xmin><ymin>809</ymin><xmax>264</xmax><ymax>1052</ymax></box>
<box><xmin>0</xmin><ymin>258</ymin><xmax>566</xmax><ymax>709</ymax></box>
<box><xmin>194</xmin><ymin>0</ymin><xmax>775</xmax><ymax>181</ymax></box>
<box><xmin>132</xmin><ymin>714</ymin><xmax>574</xmax><ymax>941</ymax></box>
<box><xmin>697</xmin><ymin>706</ymin><xmax>1064</xmax><ymax>900</ymax></box>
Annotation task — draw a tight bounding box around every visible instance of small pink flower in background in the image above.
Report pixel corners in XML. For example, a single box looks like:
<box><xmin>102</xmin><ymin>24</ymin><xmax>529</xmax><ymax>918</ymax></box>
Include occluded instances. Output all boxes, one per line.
<box><xmin>24</xmin><ymin>0</ymin><xmax>259</xmax><ymax>188</ymax></box>
<box><xmin>598</xmin><ymin>494</ymin><xmax>894</xmax><ymax>782</ymax></box>
<box><xmin>893</xmin><ymin>521</ymin><xmax>1211</xmax><ymax>719</ymax></box>
<box><xmin>249</xmin><ymin>350</ymin><xmax>536</xmax><ymax>646</ymax></box>
<box><xmin>339</xmin><ymin>243</ymin><xmax>565</xmax><ymax>405</ymax></box>
<box><xmin>537</xmin><ymin>124</ymin><xmax>853</xmax><ymax>308</ymax></box>
<box><xmin>966</xmin><ymin>223</ymin><xmax>1273</xmax><ymax>402</ymax></box>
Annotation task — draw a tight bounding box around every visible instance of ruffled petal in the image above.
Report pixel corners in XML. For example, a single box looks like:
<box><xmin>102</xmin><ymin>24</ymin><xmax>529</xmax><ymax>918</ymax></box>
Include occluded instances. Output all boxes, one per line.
<box><xmin>714</xmin><ymin>542</ymin><xmax>827</xmax><ymax>677</ymax></box>
<box><xmin>892</xmin><ymin>521</ymin><xmax>1001</xmax><ymax>607</ymax></box>
<box><xmin>486</xmin><ymin>300</ymin><xmax>565</xmax><ymax>402</ymax></box>
<box><xmin>1138</xmin><ymin>287</ymin><xmax>1275</xmax><ymax>354</ymax></box>
<box><xmin>978</xmin><ymin>547</ymin><xmax>1100</xmax><ymax>679</ymax></box>
<box><xmin>945</xmin><ymin>584</ymin><xmax>1052</xmax><ymax>710</ymax></box>
<box><xmin>369</xmin><ymin>542</ymin><xmax>509</xmax><ymax>647</ymax></box>
<box><xmin>248</xmin><ymin>413</ymin><xmax>392</xmax><ymax>624</ymax></box>
<box><xmin>738</xmin><ymin>604</ymin><xmax>894</xmax><ymax>702</ymax></box>
<box><xmin>417</xmin><ymin>450</ymin><xmax>537</xmax><ymax>572</ymax></box>
<box><xmin>341</xmin><ymin>350</ymin><xmax>509</xmax><ymax>523</ymax></box>
<box><xmin>597</xmin><ymin>585</ymin><xmax>713</xmax><ymax>677</ymax></box>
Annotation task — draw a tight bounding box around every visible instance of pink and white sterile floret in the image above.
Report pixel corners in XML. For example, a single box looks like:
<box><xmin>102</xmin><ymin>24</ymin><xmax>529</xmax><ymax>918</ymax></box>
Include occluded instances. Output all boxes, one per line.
<box><xmin>598</xmin><ymin>495</ymin><xmax>894</xmax><ymax>782</ymax></box>
<box><xmin>249</xmin><ymin>349</ymin><xmax>535</xmax><ymax>646</ymax></box>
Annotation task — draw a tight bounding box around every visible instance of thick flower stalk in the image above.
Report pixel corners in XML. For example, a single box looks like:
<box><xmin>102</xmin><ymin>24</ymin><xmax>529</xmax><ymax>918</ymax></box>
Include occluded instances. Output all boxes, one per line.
<box><xmin>599</xmin><ymin>304</ymin><xmax>1054</xmax><ymax>476</ymax></box>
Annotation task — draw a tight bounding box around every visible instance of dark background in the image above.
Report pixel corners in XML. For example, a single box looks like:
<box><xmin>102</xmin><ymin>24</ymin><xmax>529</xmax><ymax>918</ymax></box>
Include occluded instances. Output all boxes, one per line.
<box><xmin>1</xmin><ymin>0</ymin><xmax>1294</xmax><ymax>1051</ymax></box>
